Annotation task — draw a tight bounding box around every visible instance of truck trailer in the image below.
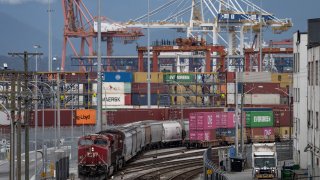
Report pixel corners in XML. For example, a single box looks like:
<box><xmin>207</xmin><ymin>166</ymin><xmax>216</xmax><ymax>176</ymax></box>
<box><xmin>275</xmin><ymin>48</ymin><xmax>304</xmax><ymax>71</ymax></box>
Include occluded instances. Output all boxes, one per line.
<box><xmin>252</xmin><ymin>143</ymin><xmax>278</xmax><ymax>179</ymax></box>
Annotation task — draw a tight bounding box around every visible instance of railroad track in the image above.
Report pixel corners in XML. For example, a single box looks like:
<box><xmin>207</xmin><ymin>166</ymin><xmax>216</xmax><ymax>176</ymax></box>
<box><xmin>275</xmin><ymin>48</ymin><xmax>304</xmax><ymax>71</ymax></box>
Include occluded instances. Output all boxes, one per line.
<box><xmin>112</xmin><ymin>147</ymin><xmax>221</xmax><ymax>180</ymax></box>
<box><xmin>131</xmin><ymin>161</ymin><xmax>203</xmax><ymax>180</ymax></box>
<box><xmin>168</xmin><ymin>166</ymin><xmax>203</xmax><ymax>180</ymax></box>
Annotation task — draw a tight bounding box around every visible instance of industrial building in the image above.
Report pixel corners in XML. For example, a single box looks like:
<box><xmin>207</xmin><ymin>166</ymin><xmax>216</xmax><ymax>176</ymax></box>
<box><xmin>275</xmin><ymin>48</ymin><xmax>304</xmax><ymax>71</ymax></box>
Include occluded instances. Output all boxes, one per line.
<box><xmin>293</xmin><ymin>18</ymin><xmax>320</xmax><ymax>179</ymax></box>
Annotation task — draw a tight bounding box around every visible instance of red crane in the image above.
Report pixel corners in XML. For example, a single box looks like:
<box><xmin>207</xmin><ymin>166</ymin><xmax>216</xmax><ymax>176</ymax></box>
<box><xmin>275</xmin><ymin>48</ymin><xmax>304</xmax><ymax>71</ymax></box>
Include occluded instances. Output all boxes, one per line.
<box><xmin>61</xmin><ymin>0</ymin><xmax>143</xmax><ymax>72</ymax></box>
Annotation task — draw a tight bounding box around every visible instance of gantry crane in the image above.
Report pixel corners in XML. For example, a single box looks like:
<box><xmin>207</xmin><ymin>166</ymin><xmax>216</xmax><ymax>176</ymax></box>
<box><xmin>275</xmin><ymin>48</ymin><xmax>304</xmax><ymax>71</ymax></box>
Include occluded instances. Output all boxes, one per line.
<box><xmin>61</xmin><ymin>0</ymin><xmax>143</xmax><ymax>72</ymax></box>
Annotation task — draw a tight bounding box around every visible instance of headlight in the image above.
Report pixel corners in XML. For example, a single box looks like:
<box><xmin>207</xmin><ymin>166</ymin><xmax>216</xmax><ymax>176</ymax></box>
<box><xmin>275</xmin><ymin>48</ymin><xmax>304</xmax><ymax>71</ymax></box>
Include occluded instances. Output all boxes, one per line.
<box><xmin>91</xmin><ymin>147</ymin><xmax>94</xmax><ymax>152</ymax></box>
<box><xmin>255</xmin><ymin>169</ymin><xmax>259</xmax><ymax>172</ymax></box>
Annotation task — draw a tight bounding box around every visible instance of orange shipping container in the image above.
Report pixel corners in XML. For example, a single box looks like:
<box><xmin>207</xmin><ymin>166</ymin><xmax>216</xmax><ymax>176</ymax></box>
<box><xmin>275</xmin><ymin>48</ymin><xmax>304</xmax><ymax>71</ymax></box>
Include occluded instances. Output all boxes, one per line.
<box><xmin>76</xmin><ymin>109</ymin><xmax>96</xmax><ymax>125</ymax></box>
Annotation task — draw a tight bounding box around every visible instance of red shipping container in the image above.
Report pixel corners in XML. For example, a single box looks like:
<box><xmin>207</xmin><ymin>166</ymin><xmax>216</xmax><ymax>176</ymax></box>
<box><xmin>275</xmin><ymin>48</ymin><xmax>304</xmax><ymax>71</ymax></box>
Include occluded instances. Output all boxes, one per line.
<box><xmin>227</xmin><ymin>112</ymin><xmax>235</xmax><ymax>128</ymax></box>
<box><xmin>196</xmin><ymin>113</ymin><xmax>204</xmax><ymax>130</ymax></box>
<box><xmin>227</xmin><ymin>72</ymin><xmax>235</xmax><ymax>83</ymax></box>
<box><xmin>189</xmin><ymin>113</ymin><xmax>197</xmax><ymax>130</ymax></box>
<box><xmin>197</xmin><ymin>131</ymin><xmax>204</xmax><ymax>140</ymax></box>
<box><xmin>247</xmin><ymin>127</ymin><xmax>275</xmax><ymax>142</ymax></box>
<box><xmin>196</xmin><ymin>112</ymin><xmax>216</xmax><ymax>130</ymax></box>
<box><xmin>274</xmin><ymin>109</ymin><xmax>292</xmax><ymax>127</ymax></box>
<box><xmin>242</xmin><ymin>83</ymin><xmax>288</xmax><ymax>96</ymax></box>
<box><xmin>131</xmin><ymin>83</ymin><xmax>169</xmax><ymax>94</ymax></box>
<box><xmin>189</xmin><ymin>130</ymin><xmax>197</xmax><ymax>140</ymax></box>
<box><xmin>218</xmin><ymin>112</ymin><xmax>228</xmax><ymax>128</ymax></box>
<box><xmin>215</xmin><ymin>112</ymin><xmax>221</xmax><ymax>128</ymax></box>
<box><xmin>204</xmin><ymin>130</ymin><xmax>216</xmax><ymax>141</ymax></box>
<box><xmin>31</xmin><ymin>109</ymin><xmax>75</xmax><ymax>127</ymax></box>
<box><xmin>125</xmin><ymin>94</ymin><xmax>131</xmax><ymax>105</ymax></box>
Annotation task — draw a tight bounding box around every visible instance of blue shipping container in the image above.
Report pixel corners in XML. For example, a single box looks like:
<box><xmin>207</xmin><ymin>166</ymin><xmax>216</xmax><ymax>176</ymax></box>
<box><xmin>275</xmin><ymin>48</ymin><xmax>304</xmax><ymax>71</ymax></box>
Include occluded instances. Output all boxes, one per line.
<box><xmin>132</xmin><ymin>94</ymin><xmax>158</xmax><ymax>106</ymax></box>
<box><xmin>104</xmin><ymin>72</ymin><xmax>133</xmax><ymax>82</ymax></box>
<box><xmin>158</xmin><ymin>95</ymin><xmax>171</xmax><ymax>106</ymax></box>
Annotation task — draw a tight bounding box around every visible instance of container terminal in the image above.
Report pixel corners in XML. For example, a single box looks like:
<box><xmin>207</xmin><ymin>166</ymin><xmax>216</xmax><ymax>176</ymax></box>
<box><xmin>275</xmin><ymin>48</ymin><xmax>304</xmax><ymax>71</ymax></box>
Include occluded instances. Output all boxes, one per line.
<box><xmin>0</xmin><ymin>0</ymin><xmax>319</xmax><ymax>179</ymax></box>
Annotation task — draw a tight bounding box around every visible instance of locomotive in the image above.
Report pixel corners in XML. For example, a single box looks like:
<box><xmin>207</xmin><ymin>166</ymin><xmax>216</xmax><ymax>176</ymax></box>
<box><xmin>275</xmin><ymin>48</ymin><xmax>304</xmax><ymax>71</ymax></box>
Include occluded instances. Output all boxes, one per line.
<box><xmin>78</xmin><ymin>120</ymin><xmax>186</xmax><ymax>178</ymax></box>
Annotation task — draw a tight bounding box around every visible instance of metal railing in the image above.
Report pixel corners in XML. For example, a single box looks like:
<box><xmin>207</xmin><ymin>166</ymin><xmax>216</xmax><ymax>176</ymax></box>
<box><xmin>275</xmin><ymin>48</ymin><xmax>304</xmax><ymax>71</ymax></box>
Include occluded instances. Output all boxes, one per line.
<box><xmin>203</xmin><ymin>147</ymin><xmax>229</xmax><ymax>180</ymax></box>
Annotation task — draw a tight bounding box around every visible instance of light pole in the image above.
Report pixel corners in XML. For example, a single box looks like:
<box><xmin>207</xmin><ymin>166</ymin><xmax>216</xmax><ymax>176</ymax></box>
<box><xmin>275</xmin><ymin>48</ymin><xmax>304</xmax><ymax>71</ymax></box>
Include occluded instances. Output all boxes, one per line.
<box><xmin>240</xmin><ymin>85</ymin><xmax>263</xmax><ymax>156</ymax></box>
<box><xmin>0</xmin><ymin>103</ymin><xmax>14</xmax><ymax>180</ymax></box>
<box><xmin>28</xmin><ymin>82</ymin><xmax>46</xmax><ymax>178</ymax></box>
<box><xmin>147</xmin><ymin>0</ymin><xmax>151</xmax><ymax>108</ymax></box>
<box><xmin>33</xmin><ymin>44</ymin><xmax>40</xmax><ymax>179</ymax></box>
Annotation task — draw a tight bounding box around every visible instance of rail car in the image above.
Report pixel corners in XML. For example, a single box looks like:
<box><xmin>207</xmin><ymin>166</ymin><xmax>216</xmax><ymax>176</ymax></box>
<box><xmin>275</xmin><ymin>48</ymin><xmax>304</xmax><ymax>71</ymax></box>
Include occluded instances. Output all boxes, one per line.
<box><xmin>77</xmin><ymin>119</ymin><xmax>285</xmax><ymax>178</ymax></box>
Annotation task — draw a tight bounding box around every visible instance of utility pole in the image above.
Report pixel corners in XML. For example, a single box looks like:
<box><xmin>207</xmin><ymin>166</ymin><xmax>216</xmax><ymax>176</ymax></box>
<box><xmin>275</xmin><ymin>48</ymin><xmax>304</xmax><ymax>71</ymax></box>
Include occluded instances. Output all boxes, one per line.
<box><xmin>8</xmin><ymin>51</ymin><xmax>42</xmax><ymax>180</ymax></box>
<box><xmin>17</xmin><ymin>78</ymin><xmax>22</xmax><ymax>180</ymax></box>
<box><xmin>235</xmin><ymin>71</ymin><xmax>239</xmax><ymax>156</ymax></box>
<box><xmin>96</xmin><ymin>0</ymin><xmax>102</xmax><ymax>132</ymax></box>
<box><xmin>10</xmin><ymin>76</ymin><xmax>16</xmax><ymax>180</ymax></box>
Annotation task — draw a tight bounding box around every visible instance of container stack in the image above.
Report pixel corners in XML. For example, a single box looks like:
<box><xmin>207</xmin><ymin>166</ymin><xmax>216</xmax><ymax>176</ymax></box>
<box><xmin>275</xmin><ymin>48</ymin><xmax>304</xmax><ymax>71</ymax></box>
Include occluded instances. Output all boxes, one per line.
<box><xmin>132</xmin><ymin>72</ymin><xmax>169</xmax><ymax>106</ymax></box>
<box><xmin>189</xmin><ymin>112</ymin><xmax>216</xmax><ymax>142</ymax></box>
<box><xmin>273</xmin><ymin>108</ymin><xmax>292</xmax><ymax>141</ymax></box>
<box><xmin>92</xmin><ymin>72</ymin><xmax>133</xmax><ymax>108</ymax></box>
<box><xmin>245</xmin><ymin>111</ymin><xmax>275</xmax><ymax>142</ymax></box>
<box><xmin>226</xmin><ymin>72</ymin><xmax>291</xmax><ymax>105</ymax></box>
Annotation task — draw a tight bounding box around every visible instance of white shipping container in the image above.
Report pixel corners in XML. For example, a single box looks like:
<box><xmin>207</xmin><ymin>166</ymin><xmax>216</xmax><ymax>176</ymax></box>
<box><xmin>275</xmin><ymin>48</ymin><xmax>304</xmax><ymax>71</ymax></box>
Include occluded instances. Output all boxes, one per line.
<box><xmin>92</xmin><ymin>94</ymin><xmax>125</xmax><ymax>107</ymax></box>
<box><xmin>227</xmin><ymin>83</ymin><xmax>235</xmax><ymax>93</ymax></box>
<box><xmin>227</xmin><ymin>93</ymin><xmax>252</xmax><ymax>105</ymax></box>
<box><xmin>64</xmin><ymin>83</ymin><xmax>83</xmax><ymax>93</ymax></box>
<box><xmin>65</xmin><ymin>95</ymin><xmax>84</xmax><ymax>106</ymax></box>
<box><xmin>93</xmin><ymin>82</ymin><xmax>131</xmax><ymax>94</ymax></box>
<box><xmin>237</xmin><ymin>72</ymin><xmax>272</xmax><ymax>83</ymax></box>
<box><xmin>251</xmin><ymin>94</ymin><xmax>280</xmax><ymax>104</ymax></box>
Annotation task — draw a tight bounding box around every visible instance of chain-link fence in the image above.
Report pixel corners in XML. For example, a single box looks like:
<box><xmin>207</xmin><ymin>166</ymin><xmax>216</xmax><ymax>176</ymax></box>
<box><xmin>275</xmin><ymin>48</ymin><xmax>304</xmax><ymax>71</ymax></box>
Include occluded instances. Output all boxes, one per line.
<box><xmin>203</xmin><ymin>147</ymin><xmax>229</xmax><ymax>180</ymax></box>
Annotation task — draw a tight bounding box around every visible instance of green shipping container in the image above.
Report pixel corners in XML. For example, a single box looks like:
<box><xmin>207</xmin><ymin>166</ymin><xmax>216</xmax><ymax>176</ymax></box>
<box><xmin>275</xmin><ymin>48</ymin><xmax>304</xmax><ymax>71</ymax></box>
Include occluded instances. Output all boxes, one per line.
<box><xmin>163</xmin><ymin>73</ymin><xmax>195</xmax><ymax>83</ymax></box>
<box><xmin>246</xmin><ymin>111</ymin><xmax>274</xmax><ymax>128</ymax></box>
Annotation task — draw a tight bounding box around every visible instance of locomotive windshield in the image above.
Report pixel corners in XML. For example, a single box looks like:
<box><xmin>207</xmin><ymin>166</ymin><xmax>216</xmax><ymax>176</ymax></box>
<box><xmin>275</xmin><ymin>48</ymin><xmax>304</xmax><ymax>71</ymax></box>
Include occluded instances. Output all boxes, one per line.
<box><xmin>79</xmin><ymin>139</ymin><xmax>93</xmax><ymax>145</ymax></box>
<box><xmin>94</xmin><ymin>139</ymin><xmax>108</xmax><ymax>146</ymax></box>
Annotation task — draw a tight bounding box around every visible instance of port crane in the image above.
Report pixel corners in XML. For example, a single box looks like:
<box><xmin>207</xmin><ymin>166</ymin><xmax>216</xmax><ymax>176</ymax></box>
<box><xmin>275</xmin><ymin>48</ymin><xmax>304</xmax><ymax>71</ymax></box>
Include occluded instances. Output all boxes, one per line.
<box><xmin>61</xmin><ymin>0</ymin><xmax>143</xmax><ymax>72</ymax></box>
<box><xmin>124</xmin><ymin>0</ymin><xmax>292</xmax><ymax>71</ymax></box>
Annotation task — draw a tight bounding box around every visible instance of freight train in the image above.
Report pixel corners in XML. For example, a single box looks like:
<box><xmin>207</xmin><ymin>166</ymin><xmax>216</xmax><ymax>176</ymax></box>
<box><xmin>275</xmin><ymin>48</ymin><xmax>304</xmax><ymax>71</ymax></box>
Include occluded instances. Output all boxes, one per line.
<box><xmin>78</xmin><ymin>120</ymin><xmax>187</xmax><ymax>178</ymax></box>
<box><xmin>77</xmin><ymin>113</ymin><xmax>291</xmax><ymax>178</ymax></box>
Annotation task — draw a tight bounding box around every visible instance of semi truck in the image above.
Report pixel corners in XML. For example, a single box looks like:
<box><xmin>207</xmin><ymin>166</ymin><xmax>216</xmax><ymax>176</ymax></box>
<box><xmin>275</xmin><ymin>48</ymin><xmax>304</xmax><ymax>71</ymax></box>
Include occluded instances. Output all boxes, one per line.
<box><xmin>252</xmin><ymin>143</ymin><xmax>278</xmax><ymax>179</ymax></box>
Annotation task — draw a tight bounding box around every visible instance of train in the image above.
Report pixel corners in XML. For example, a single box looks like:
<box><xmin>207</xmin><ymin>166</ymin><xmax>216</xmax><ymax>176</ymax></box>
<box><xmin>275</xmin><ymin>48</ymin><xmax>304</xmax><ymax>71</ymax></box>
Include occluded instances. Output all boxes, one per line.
<box><xmin>78</xmin><ymin>113</ymin><xmax>291</xmax><ymax>178</ymax></box>
<box><xmin>77</xmin><ymin>120</ymin><xmax>187</xmax><ymax>178</ymax></box>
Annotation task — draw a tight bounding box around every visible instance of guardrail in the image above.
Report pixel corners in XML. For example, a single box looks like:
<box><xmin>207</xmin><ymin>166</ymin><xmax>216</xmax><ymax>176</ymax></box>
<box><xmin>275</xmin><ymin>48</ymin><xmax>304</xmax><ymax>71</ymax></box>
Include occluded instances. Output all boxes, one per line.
<box><xmin>203</xmin><ymin>147</ymin><xmax>228</xmax><ymax>180</ymax></box>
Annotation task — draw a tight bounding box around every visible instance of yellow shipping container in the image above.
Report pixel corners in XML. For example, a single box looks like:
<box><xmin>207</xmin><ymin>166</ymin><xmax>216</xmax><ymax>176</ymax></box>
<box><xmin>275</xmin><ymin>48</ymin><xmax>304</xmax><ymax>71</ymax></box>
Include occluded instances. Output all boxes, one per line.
<box><xmin>133</xmin><ymin>72</ymin><xmax>163</xmax><ymax>83</ymax></box>
<box><xmin>171</xmin><ymin>96</ymin><xmax>203</xmax><ymax>105</ymax></box>
<box><xmin>271</xmin><ymin>73</ymin><xmax>293</xmax><ymax>83</ymax></box>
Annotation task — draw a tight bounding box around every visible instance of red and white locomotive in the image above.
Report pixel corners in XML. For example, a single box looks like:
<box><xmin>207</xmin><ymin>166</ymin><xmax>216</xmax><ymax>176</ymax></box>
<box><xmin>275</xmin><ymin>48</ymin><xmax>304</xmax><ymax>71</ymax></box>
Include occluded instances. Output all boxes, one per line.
<box><xmin>78</xmin><ymin>120</ymin><xmax>186</xmax><ymax>178</ymax></box>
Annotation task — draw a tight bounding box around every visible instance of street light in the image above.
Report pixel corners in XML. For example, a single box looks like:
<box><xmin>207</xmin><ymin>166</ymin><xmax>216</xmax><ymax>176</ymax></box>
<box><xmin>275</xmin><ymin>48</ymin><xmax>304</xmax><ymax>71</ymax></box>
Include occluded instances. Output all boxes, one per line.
<box><xmin>28</xmin><ymin>82</ymin><xmax>46</xmax><ymax>178</ymax></box>
<box><xmin>240</xmin><ymin>85</ymin><xmax>263</xmax><ymax>156</ymax></box>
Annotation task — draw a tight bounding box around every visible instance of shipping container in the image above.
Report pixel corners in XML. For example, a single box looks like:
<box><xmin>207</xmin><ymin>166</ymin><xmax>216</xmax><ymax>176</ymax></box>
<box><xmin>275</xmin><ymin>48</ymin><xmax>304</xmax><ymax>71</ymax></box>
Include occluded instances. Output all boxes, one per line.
<box><xmin>227</xmin><ymin>72</ymin><xmax>235</xmax><ymax>83</ymax></box>
<box><xmin>251</xmin><ymin>94</ymin><xmax>280</xmax><ymax>104</ymax></box>
<box><xmin>227</xmin><ymin>83</ymin><xmax>235</xmax><ymax>93</ymax></box>
<box><xmin>189</xmin><ymin>113</ymin><xmax>197</xmax><ymax>130</ymax></box>
<box><xmin>131</xmin><ymin>83</ymin><xmax>169</xmax><ymax>94</ymax></box>
<box><xmin>274</xmin><ymin>109</ymin><xmax>292</xmax><ymax>127</ymax></box>
<box><xmin>243</xmin><ymin>83</ymin><xmax>280</xmax><ymax>94</ymax></box>
<box><xmin>30</xmin><ymin>109</ymin><xmax>75</xmax><ymax>127</ymax></box>
<box><xmin>75</xmin><ymin>109</ymin><xmax>96</xmax><ymax>125</ymax></box>
<box><xmin>238</xmin><ymin>72</ymin><xmax>272</xmax><ymax>83</ymax></box>
<box><xmin>131</xmin><ymin>94</ymin><xmax>158</xmax><ymax>106</ymax></box>
<box><xmin>172</xmin><ymin>96</ymin><xmax>204</xmax><ymax>105</ymax></box>
<box><xmin>163</xmin><ymin>73</ymin><xmax>195</xmax><ymax>83</ymax></box>
<box><xmin>189</xmin><ymin>130</ymin><xmax>197</xmax><ymax>140</ymax></box>
<box><xmin>247</xmin><ymin>127</ymin><xmax>275</xmax><ymax>143</ymax></box>
<box><xmin>227</xmin><ymin>94</ymin><xmax>252</xmax><ymax>105</ymax></box>
<box><xmin>134</xmin><ymin>72</ymin><xmax>163</xmax><ymax>83</ymax></box>
<box><xmin>246</xmin><ymin>111</ymin><xmax>274</xmax><ymax>128</ymax></box>
<box><xmin>104</xmin><ymin>72</ymin><xmax>133</xmax><ymax>82</ymax></box>
<box><xmin>125</xmin><ymin>94</ymin><xmax>131</xmax><ymax>105</ymax></box>
<box><xmin>101</xmin><ymin>94</ymin><xmax>125</xmax><ymax>107</ymax></box>
<box><xmin>196</xmin><ymin>73</ymin><xmax>216</xmax><ymax>83</ymax></box>
<box><xmin>93</xmin><ymin>82</ymin><xmax>131</xmax><ymax>94</ymax></box>
<box><xmin>274</xmin><ymin>127</ymin><xmax>291</xmax><ymax>141</ymax></box>
<box><xmin>158</xmin><ymin>95</ymin><xmax>171</xmax><ymax>106</ymax></box>
<box><xmin>195</xmin><ymin>112</ymin><xmax>216</xmax><ymax>130</ymax></box>
<box><xmin>196</xmin><ymin>129</ymin><xmax>216</xmax><ymax>141</ymax></box>
<box><xmin>271</xmin><ymin>73</ymin><xmax>292</xmax><ymax>84</ymax></box>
